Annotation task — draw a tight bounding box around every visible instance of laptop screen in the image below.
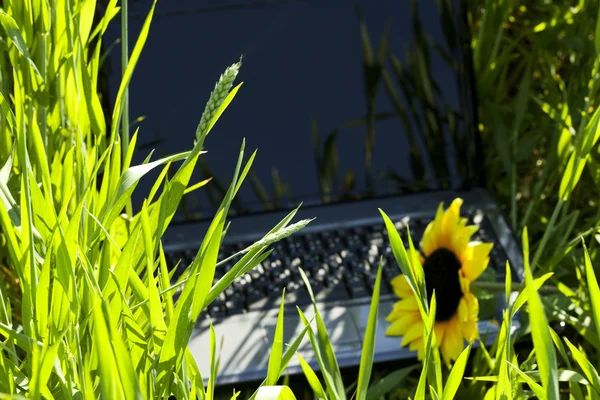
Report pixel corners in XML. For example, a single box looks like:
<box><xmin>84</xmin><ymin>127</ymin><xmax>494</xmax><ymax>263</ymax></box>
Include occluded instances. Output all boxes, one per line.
<box><xmin>104</xmin><ymin>0</ymin><xmax>476</xmax><ymax>219</ymax></box>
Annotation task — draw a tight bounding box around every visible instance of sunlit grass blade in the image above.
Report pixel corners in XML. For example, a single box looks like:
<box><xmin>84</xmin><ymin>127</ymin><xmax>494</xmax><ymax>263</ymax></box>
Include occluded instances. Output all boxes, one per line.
<box><xmin>266</xmin><ymin>292</ymin><xmax>286</xmax><ymax>386</ymax></box>
<box><xmin>0</xmin><ymin>10</ymin><xmax>43</xmax><ymax>79</ymax></box>
<box><xmin>563</xmin><ymin>338</ymin><xmax>600</xmax><ymax>395</ymax></box>
<box><xmin>582</xmin><ymin>241</ymin><xmax>600</xmax><ymax>348</ymax></box>
<box><xmin>248</xmin><ymin>320</ymin><xmax>312</xmax><ymax>400</ymax></box>
<box><xmin>495</xmin><ymin>311</ymin><xmax>513</xmax><ymax>400</ymax></box>
<box><xmin>510</xmin><ymin>272</ymin><xmax>554</xmax><ymax>317</ymax></box>
<box><xmin>507</xmin><ymin>362</ymin><xmax>547</xmax><ymax>400</ymax></box>
<box><xmin>356</xmin><ymin>263</ymin><xmax>382</xmax><ymax>400</ymax></box>
<box><xmin>365</xmin><ymin>365</ymin><xmax>417</xmax><ymax>400</ymax></box>
<box><xmin>442</xmin><ymin>343</ymin><xmax>472</xmax><ymax>400</ymax></box>
<box><xmin>141</xmin><ymin>200</ymin><xmax>166</xmax><ymax>352</ymax></box>
<box><xmin>549</xmin><ymin>328</ymin><xmax>587</xmax><ymax>399</ymax></box>
<box><xmin>522</xmin><ymin>228</ymin><xmax>559</xmax><ymax>400</ymax></box>
<box><xmin>297</xmin><ymin>269</ymin><xmax>345</xmax><ymax>400</ymax></box>
<box><xmin>92</xmin><ymin>297</ymin><xmax>125</xmax><ymax>398</ymax></box>
<box><xmin>100</xmin><ymin>150</ymin><xmax>192</xmax><ymax>229</ymax></box>
<box><xmin>379</xmin><ymin>209</ymin><xmax>425</xmax><ymax>308</ymax></box>
<box><xmin>205</xmin><ymin>323</ymin><xmax>217</xmax><ymax>400</ymax></box>
<box><xmin>415</xmin><ymin>291</ymin><xmax>436</xmax><ymax>400</ymax></box>
<box><xmin>111</xmin><ymin>0</ymin><xmax>156</xmax><ymax>142</ymax></box>
<box><xmin>297</xmin><ymin>353</ymin><xmax>326</xmax><ymax>399</ymax></box>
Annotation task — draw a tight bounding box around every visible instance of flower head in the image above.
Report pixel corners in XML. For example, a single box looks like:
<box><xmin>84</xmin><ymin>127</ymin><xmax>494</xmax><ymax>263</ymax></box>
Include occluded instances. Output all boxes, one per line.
<box><xmin>385</xmin><ymin>198</ymin><xmax>493</xmax><ymax>363</ymax></box>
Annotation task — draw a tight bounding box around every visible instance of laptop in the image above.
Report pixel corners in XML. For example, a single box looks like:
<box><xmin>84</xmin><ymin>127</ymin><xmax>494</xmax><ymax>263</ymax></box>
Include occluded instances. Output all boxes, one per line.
<box><xmin>104</xmin><ymin>0</ymin><xmax>524</xmax><ymax>385</ymax></box>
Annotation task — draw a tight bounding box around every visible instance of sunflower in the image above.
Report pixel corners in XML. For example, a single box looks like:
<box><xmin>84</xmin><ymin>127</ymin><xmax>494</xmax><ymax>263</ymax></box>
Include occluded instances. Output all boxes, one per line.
<box><xmin>385</xmin><ymin>198</ymin><xmax>493</xmax><ymax>364</ymax></box>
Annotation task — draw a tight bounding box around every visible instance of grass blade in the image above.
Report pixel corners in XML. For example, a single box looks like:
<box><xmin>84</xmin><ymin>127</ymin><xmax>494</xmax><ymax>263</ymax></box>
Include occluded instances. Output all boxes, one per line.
<box><xmin>266</xmin><ymin>292</ymin><xmax>286</xmax><ymax>386</ymax></box>
<box><xmin>507</xmin><ymin>362</ymin><xmax>547</xmax><ymax>400</ymax></box>
<box><xmin>0</xmin><ymin>10</ymin><xmax>42</xmax><ymax>79</ymax></box>
<box><xmin>564</xmin><ymin>338</ymin><xmax>600</xmax><ymax>395</ymax></box>
<box><xmin>366</xmin><ymin>365</ymin><xmax>417</xmax><ymax>400</ymax></box>
<box><xmin>297</xmin><ymin>353</ymin><xmax>326</xmax><ymax>399</ymax></box>
<box><xmin>583</xmin><ymin>241</ymin><xmax>600</xmax><ymax>349</ymax></box>
<box><xmin>110</xmin><ymin>0</ymin><xmax>156</xmax><ymax>142</ymax></box>
<box><xmin>522</xmin><ymin>228</ymin><xmax>559</xmax><ymax>400</ymax></box>
<box><xmin>442</xmin><ymin>343</ymin><xmax>472</xmax><ymax>400</ymax></box>
<box><xmin>356</xmin><ymin>263</ymin><xmax>383</xmax><ymax>400</ymax></box>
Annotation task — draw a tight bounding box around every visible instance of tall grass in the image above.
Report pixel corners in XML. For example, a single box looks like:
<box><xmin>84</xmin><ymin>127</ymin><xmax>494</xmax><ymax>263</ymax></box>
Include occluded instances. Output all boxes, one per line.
<box><xmin>2</xmin><ymin>0</ymin><xmax>600</xmax><ymax>399</ymax></box>
<box><xmin>0</xmin><ymin>0</ymin><xmax>311</xmax><ymax>397</ymax></box>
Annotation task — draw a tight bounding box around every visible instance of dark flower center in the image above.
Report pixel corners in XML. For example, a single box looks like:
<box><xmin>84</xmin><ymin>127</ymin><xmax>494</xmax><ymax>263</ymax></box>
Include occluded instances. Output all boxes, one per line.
<box><xmin>423</xmin><ymin>248</ymin><xmax>463</xmax><ymax>322</ymax></box>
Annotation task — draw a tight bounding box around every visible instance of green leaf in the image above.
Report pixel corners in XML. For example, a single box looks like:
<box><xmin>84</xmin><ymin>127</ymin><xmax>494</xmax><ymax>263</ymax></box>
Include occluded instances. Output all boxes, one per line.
<box><xmin>559</xmin><ymin>107</ymin><xmax>600</xmax><ymax>200</ymax></box>
<box><xmin>248</xmin><ymin>319</ymin><xmax>312</xmax><ymax>400</ymax></box>
<box><xmin>416</xmin><ymin>291</ymin><xmax>436</xmax><ymax>400</ymax></box>
<box><xmin>206</xmin><ymin>323</ymin><xmax>217</xmax><ymax>400</ymax></box>
<box><xmin>92</xmin><ymin>297</ymin><xmax>123</xmax><ymax>398</ymax></box>
<box><xmin>297</xmin><ymin>353</ymin><xmax>326</xmax><ymax>399</ymax></box>
<box><xmin>522</xmin><ymin>228</ymin><xmax>559</xmax><ymax>400</ymax></box>
<box><xmin>366</xmin><ymin>365</ymin><xmax>417</xmax><ymax>400</ymax></box>
<box><xmin>379</xmin><ymin>209</ymin><xmax>425</xmax><ymax>311</ymax></box>
<box><xmin>266</xmin><ymin>291</ymin><xmax>285</xmax><ymax>386</ymax></box>
<box><xmin>595</xmin><ymin>1</ymin><xmax>600</xmax><ymax>55</ymax></box>
<box><xmin>110</xmin><ymin>0</ymin><xmax>156</xmax><ymax>141</ymax></box>
<box><xmin>102</xmin><ymin>150</ymin><xmax>191</xmax><ymax>225</ymax></box>
<box><xmin>442</xmin><ymin>343</ymin><xmax>472</xmax><ymax>400</ymax></box>
<box><xmin>559</xmin><ymin>152</ymin><xmax>586</xmax><ymax>201</ymax></box>
<box><xmin>0</xmin><ymin>10</ymin><xmax>42</xmax><ymax>79</ymax></box>
<box><xmin>140</xmin><ymin>200</ymin><xmax>167</xmax><ymax>350</ymax></box>
<box><xmin>356</xmin><ymin>263</ymin><xmax>383</xmax><ymax>400</ymax></box>
<box><xmin>564</xmin><ymin>338</ymin><xmax>600</xmax><ymax>394</ymax></box>
<box><xmin>496</xmin><ymin>311</ymin><xmax>513</xmax><ymax>400</ymax></box>
<box><xmin>583</xmin><ymin>241</ymin><xmax>600</xmax><ymax>349</ymax></box>
<box><xmin>507</xmin><ymin>362</ymin><xmax>547</xmax><ymax>400</ymax></box>
<box><xmin>297</xmin><ymin>271</ymin><xmax>345</xmax><ymax>400</ymax></box>
<box><xmin>511</xmin><ymin>272</ymin><xmax>554</xmax><ymax>316</ymax></box>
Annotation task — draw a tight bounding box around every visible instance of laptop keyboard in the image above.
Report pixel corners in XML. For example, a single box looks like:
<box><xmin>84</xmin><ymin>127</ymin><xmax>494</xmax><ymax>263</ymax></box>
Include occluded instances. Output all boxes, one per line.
<box><xmin>166</xmin><ymin>213</ymin><xmax>507</xmax><ymax>318</ymax></box>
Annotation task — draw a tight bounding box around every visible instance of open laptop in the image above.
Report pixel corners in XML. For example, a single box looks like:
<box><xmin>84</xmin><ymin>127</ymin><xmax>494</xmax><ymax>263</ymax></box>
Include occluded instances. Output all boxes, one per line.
<box><xmin>105</xmin><ymin>0</ymin><xmax>524</xmax><ymax>385</ymax></box>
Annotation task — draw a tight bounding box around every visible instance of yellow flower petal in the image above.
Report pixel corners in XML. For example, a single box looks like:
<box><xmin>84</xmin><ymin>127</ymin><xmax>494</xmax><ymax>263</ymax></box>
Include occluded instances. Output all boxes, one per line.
<box><xmin>434</xmin><ymin>321</ymin><xmax>447</xmax><ymax>346</ymax></box>
<box><xmin>401</xmin><ymin>322</ymin><xmax>424</xmax><ymax>347</ymax></box>
<box><xmin>408</xmin><ymin>337</ymin><xmax>425</xmax><ymax>360</ymax></box>
<box><xmin>464</xmin><ymin>292</ymin><xmax>479</xmax><ymax>321</ymax></box>
<box><xmin>453</xmin><ymin>226</ymin><xmax>479</xmax><ymax>259</ymax></box>
<box><xmin>457</xmin><ymin>297</ymin><xmax>470</xmax><ymax>322</ymax></box>
<box><xmin>441</xmin><ymin>317</ymin><xmax>464</xmax><ymax>364</ymax></box>
<box><xmin>422</xmin><ymin>204</ymin><xmax>446</xmax><ymax>255</ymax></box>
<box><xmin>461</xmin><ymin>247</ymin><xmax>492</xmax><ymax>282</ymax></box>
<box><xmin>421</xmin><ymin>223</ymin><xmax>436</xmax><ymax>256</ymax></box>
<box><xmin>409</xmin><ymin>337</ymin><xmax>423</xmax><ymax>352</ymax></box>
<box><xmin>391</xmin><ymin>274</ymin><xmax>412</xmax><ymax>298</ymax></box>
<box><xmin>459</xmin><ymin>274</ymin><xmax>471</xmax><ymax>294</ymax></box>
<box><xmin>393</xmin><ymin>296</ymin><xmax>419</xmax><ymax>312</ymax></box>
<box><xmin>461</xmin><ymin>320</ymin><xmax>479</xmax><ymax>341</ymax></box>
<box><xmin>386</xmin><ymin>312</ymin><xmax>422</xmax><ymax>336</ymax></box>
<box><xmin>441</xmin><ymin>198</ymin><xmax>462</xmax><ymax>237</ymax></box>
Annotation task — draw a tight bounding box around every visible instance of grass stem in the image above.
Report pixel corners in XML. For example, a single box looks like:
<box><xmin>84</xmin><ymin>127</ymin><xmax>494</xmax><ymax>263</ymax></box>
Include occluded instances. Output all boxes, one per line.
<box><xmin>121</xmin><ymin>0</ymin><xmax>133</xmax><ymax>218</ymax></box>
<box><xmin>531</xmin><ymin>199</ymin><xmax>563</xmax><ymax>271</ymax></box>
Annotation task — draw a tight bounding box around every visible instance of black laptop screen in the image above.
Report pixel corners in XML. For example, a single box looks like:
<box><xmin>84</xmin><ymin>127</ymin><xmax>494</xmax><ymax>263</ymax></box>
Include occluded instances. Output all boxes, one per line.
<box><xmin>105</xmin><ymin>0</ymin><xmax>474</xmax><ymax>219</ymax></box>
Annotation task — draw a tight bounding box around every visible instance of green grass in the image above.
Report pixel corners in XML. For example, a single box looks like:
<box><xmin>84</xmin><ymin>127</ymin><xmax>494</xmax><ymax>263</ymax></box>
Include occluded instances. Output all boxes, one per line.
<box><xmin>2</xmin><ymin>0</ymin><xmax>600</xmax><ymax>399</ymax></box>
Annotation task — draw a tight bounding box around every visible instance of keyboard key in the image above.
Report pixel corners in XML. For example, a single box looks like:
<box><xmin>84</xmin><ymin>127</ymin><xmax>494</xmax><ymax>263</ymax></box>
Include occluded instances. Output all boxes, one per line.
<box><xmin>208</xmin><ymin>303</ymin><xmax>226</xmax><ymax>318</ymax></box>
<box><xmin>347</xmin><ymin>277</ymin><xmax>369</xmax><ymax>299</ymax></box>
<box><xmin>225</xmin><ymin>299</ymin><xmax>245</xmax><ymax>315</ymax></box>
<box><xmin>315</xmin><ymin>284</ymin><xmax>349</xmax><ymax>303</ymax></box>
